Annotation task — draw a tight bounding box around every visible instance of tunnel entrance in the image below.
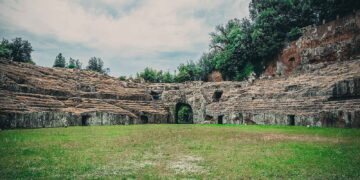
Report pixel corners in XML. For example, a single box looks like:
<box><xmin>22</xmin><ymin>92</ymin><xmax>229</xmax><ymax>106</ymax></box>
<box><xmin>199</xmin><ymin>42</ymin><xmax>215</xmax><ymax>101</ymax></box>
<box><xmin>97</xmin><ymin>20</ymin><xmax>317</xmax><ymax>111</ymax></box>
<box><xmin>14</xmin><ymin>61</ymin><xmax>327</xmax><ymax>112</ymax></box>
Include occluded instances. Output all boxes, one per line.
<box><xmin>175</xmin><ymin>103</ymin><xmax>193</xmax><ymax>124</ymax></box>
<box><xmin>141</xmin><ymin>115</ymin><xmax>149</xmax><ymax>124</ymax></box>
<box><xmin>288</xmin><ymin>115</ymin><xmax>295</xmax><ymax>126</ymax></box>
<box><xmin>218</xmin><ymin>115</ymin><xmax>224</xmax><ymax>124</ymax></box>
<box><xmin>81</xmin><ymin>115</ymin><xmax>90</xmax><ymax>126</ymax></box>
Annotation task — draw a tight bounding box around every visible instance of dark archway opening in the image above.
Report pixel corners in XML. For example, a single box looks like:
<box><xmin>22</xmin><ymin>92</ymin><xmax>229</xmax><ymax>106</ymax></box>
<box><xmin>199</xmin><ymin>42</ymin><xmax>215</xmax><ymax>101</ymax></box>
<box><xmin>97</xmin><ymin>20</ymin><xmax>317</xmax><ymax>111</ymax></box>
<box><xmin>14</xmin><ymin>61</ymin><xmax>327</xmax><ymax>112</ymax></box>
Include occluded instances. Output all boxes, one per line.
<box><xmin>150</xmin><ymin>91</ymin><xmax>161</xmax><ymax>100</ymax></box>
<box><xmin>212</xmin><ymin>90</ymin><xmax>223</xmax><ymax>102</ymax></box>
<box><xmin>218</xmin><ymin>115</ymin><xmax>224</xmax><ymax>124</ymax></box>
<box><xmin>288</xmin><ymin>115</ymin><xmax>295</xmax><ymax>126</ymax></box>
<box><xmin>81</xmin><ymin>115</ymin><xmax>90</xmax><ymax>126</ymax></box>
<box><xmin>141</xmin><ymin>115</ymin><xmax>149</xmax><ymax>124</ymax></box>
<box><xmin>175</xmin><ymin>103</ymin><xmax>193</xmax><ymax>124</ymax></box>
<box><xmin>239</xmin><ymin>113</ymin><xmax>244</xmax><ymax>124</ymax></box>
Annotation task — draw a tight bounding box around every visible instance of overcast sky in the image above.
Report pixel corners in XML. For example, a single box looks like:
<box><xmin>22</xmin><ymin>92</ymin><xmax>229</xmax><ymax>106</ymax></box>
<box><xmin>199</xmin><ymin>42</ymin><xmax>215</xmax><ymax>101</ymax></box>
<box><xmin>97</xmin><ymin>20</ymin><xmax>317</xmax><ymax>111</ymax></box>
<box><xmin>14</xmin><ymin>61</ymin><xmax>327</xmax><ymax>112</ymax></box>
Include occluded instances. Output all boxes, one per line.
<box><xmin>0</xmin><ymin>0</ymin><xmax>250</xmax><ymax>77</ymax></box>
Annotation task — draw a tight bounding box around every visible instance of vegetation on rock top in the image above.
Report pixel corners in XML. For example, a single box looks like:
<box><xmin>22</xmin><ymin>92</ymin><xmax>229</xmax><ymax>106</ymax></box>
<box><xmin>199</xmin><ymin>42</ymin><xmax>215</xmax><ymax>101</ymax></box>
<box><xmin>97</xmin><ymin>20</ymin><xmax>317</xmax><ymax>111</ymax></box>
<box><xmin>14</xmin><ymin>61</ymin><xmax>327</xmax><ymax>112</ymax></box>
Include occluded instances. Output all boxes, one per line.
<box><xmin>136</xmin><ymin>0</ymin><xmax>360</xmax><ymax>83</ymax></box>
<box><xmin>1</xmin><ymin>0</ymin><xmax>359</xmax><ymax>81</ymax></box>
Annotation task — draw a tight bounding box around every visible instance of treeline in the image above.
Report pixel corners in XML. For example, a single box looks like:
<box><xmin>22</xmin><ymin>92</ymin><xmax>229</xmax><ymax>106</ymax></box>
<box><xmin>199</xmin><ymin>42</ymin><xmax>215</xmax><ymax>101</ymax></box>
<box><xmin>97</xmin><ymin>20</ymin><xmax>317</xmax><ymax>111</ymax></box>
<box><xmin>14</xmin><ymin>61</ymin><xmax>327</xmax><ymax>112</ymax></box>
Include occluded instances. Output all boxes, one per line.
<box><xmin>52</xmin><ymin>53</ymin><xmax>109</xmax><ymax>74</ymax></box>
<box><xmin>135</xmin><ymin>60</ymin><xmax>202</xmax><ymax>83</ymax></box>
<box><xmin>135</xmin><ymin>0</ymin><xmax>360</xmax><ymax>83</ymax></box>
<box><xmin>0</xmin><ymin>37</ymin><xmax>110</xmax><ymax>74</ymax></box>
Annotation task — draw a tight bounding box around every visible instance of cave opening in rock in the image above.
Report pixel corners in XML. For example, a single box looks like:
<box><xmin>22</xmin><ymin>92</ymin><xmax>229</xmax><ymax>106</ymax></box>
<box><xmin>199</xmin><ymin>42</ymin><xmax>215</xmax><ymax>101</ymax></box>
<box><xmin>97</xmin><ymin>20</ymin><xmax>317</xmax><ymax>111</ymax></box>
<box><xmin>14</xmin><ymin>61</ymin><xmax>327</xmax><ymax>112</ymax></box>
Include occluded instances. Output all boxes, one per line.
<box><xmin>288</xmin><ymin>115</ymin><xmax>295</xmax><ymax>126</ymax></box>
<box><xmin>175</xmin><ymin>103</ymin><xmax>193</xmax><ymax>124</ymax></box>
<box><xmin>141</xmin><ymin>115</ymin><xmax>149</xmax><ymax>124</ymax></box>
<box><xmin>289</xmin><ymin>57</ymin><xmax>295</xmax><ymax>63</ymax></box>
<box><xmin>81</xmin><ymin>115</ymin><xmax>90</xmax><ymax>126</ymax></box>
<box><xmin>218</xmin><ymin>115</ymin><xmax>224</xmax><ymax>124</ymax></box>
<box><xmin>212</xmin><ymin>90</ymin><xmax>223</xmax><ymax>102</ymax></box>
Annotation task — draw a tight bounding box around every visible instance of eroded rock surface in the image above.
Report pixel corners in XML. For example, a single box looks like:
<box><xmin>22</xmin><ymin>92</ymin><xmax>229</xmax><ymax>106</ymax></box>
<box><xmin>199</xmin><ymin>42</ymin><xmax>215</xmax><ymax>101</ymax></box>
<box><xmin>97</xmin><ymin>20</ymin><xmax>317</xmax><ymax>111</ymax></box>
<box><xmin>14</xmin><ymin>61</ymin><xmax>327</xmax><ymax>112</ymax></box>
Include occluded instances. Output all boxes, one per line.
<box><xmin>157</xmin><ymin>60</ymin><xmax>360</xmax><ymax>128</ymax></box>
<box><xmin>265</xmin><ymin>11</ymin><xmax>360</xmax><ymax>77</ymax></box>
<box><xmin>0</xmin><ymin>60</ymin><xmax>168</xmax><ymax>128</ymax></box>
<box><xmin>0</xmin><ymin>12</ymin><xmax>360</xmax><ymax>128</ymax></box>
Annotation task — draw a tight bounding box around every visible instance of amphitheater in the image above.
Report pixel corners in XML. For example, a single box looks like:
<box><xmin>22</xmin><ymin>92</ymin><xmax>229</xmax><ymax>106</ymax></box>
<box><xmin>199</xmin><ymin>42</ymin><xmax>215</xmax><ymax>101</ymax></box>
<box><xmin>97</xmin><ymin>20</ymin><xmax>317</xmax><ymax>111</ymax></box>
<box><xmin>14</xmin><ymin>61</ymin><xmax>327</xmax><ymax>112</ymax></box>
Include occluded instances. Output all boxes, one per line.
<box><xmin>1</xmin><ymin>12</ymin><xmax>360</xmax><ymax>129</ymax></box>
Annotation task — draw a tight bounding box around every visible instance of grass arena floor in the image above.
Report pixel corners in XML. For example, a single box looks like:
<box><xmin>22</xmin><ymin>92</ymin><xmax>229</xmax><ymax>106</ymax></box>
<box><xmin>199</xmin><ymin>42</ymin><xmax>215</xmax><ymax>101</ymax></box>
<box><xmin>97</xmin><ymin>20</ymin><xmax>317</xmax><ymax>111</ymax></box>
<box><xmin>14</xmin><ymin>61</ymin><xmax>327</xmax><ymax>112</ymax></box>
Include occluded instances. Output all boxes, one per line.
<box><xmin>1</xmin><ymin>124</ymin><xmax>360</xmax><ymax>179</ymax></box>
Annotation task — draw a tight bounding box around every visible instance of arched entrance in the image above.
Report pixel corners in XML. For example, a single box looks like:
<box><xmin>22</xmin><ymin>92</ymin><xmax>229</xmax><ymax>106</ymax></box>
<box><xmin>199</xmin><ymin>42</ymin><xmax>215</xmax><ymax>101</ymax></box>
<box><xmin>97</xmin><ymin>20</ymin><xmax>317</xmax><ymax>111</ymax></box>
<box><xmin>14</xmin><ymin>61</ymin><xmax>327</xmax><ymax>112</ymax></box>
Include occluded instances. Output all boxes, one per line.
<box><xmin>141</xmin><ymin>115</ymin><xmax>149</xmax><ymax>124</ymax></box>
<box><xmin>81</xmin><ymin>115</ymin><xmax>90</xmax><ymax>126</ymax></box>
<box><xmin>175</xmin><ymin>103</ymin><xmax>193</xmax><ymax>124</ymax></box>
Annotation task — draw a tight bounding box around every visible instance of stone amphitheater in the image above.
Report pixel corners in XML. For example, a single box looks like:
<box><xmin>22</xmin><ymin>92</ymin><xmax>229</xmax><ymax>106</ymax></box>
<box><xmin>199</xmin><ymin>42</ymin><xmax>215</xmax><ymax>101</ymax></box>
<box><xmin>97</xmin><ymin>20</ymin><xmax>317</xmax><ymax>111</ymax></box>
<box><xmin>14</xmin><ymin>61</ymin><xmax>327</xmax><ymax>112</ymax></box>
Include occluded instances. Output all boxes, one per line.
<box><xmin>0</xmin><ymin>11</ymin><xmax>360</xmax><ymax>129</ymax></box>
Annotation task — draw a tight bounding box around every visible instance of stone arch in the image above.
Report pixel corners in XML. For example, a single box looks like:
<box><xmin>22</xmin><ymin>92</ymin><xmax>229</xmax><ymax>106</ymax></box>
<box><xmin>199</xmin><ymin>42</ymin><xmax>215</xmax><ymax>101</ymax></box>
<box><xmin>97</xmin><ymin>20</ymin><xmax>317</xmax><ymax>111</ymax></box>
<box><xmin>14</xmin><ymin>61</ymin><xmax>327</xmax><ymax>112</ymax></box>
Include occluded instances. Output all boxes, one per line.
<box><xmin>288</xmin><ymin>115</ymin><xmax>295</xmax><ymax>126</ymax></box>
<box><xmin>81</xmin><ymin>114</ymin><xmax>90</xmax><ymax>126</ymax></box>
<box><xmin>175</xmin><ymin>102</ymin><xmax>193</xmax><ymax>124</ymax></box>
<box><xmin>140</xmin><ymin>115</ymin><xmax>149</xmax><ymax>124</ymax></box>
<box><xmin>218</xmin><ymin>115</ymin><xmax>224</xmax><ymax>124</ymax></box>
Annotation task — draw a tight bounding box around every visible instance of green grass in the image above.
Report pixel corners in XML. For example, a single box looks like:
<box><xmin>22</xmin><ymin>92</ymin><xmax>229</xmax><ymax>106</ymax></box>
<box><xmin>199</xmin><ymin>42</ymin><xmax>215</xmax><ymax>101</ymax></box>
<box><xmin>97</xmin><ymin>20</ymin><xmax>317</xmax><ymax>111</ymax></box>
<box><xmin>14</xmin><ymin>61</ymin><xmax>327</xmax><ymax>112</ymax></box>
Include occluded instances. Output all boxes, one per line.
<box><xmin>1</xmin><ymin>124</ymin><xmax>360</xmax><ymax>179</ymax></box>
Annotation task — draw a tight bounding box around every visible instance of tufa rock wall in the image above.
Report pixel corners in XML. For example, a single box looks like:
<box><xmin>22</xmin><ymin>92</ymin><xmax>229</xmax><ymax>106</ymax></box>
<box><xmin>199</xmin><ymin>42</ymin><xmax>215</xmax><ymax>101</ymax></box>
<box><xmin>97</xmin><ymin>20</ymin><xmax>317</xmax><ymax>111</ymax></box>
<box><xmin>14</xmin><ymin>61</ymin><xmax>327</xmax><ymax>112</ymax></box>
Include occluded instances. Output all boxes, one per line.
<box><xmin>0</xmin><ymin>12</ymin><xmax>360</xmax><ymax>129</ymax></box>
<box><xmin>1</xmin><ymin>59</ymin><xmax>359</xmax><ymax>128</ymax></box>
<box><xmin>0</xmin><ymin>59</ymin><xmax>168</xmax><ymax>128</ymax></box>
<box><xmin>264</xmin><ymin>10</ymin><xmax>360</xmax><ymax>77</ymax></box>
<box><xmin>155</xmin><ymin>60</ymin><xmax>359</xmax><ymax>128</ymax></box>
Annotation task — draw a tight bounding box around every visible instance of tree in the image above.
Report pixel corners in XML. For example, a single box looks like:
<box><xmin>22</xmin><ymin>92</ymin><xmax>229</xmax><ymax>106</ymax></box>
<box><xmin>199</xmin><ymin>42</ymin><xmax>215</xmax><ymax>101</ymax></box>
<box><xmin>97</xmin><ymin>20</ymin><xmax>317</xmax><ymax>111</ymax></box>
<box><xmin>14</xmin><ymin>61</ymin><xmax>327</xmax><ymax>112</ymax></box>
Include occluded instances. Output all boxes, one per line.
<box><xmin>132</xmin><ymin>0</ymin><xmax>360</xmax><ymax>82</ymax></box>
<box><xmin>53</xmin><ymin>53</ymin><xmax>66</xmax><ymax>68</ymax></box>
<box><xmin>8</xmin><ymin>38</ymin><xmax>33</xmax><ymax>62</ymax></box>
<box><xmin>68</xmin><ymin>57</ymin><xmax>82</xmax><ymax>69</ymax></box>
<box><xmin>175</xmin><ymin>63</ymin><xmax>192</xmax><ymax>83</ymax></box>
<box><xmin>136</xmin><ymin>67</ymin><xmax>177</xmax><ymax>83</ymax></box>
<box><xmin>137</xmin><ymin>67</ymin><xmax>158</xmax><ymax>82</ymax></box>
<box><xmin>0</xmin><ymin>38</ymin><xmax>33</xmax><ymax>63</ymax></box>
<box><xmin>0</xmin><ymin>43</ymin><xmax>11</xmax><ymax>59</ymax></box>
<box><xmin>162</xmin><ymin>71</ymin><xmax>175</xmax><ymax>83</ymax></box>
<box><xmin>68</xmin><ymin>57</ymin><xmax>76</xmax><ymax>69</ymax></box>
<box><xmin>86</xmin><ymin>57</ymin><xmax>109</xmax><ymax>74</ymax></box>
<box><xmin>75</xmin><ymin>59</ymin><xmax>82</xmax><ymax>69</ymax></box>
<box><xmin>198</xmin><ymin>52</ymin><xmax>217</xmax><ymax>81</ymax></box>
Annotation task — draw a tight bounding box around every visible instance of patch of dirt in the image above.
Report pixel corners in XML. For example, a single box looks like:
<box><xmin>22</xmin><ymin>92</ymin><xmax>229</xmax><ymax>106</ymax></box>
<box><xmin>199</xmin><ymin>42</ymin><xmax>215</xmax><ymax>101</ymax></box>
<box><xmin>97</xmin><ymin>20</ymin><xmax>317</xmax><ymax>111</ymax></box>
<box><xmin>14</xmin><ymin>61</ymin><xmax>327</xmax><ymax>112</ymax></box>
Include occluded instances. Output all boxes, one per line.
<box><xmin>168</xmin><ymin>155</ymin><xmax>206</xmax><ymax>174</ymax></box>
<box><xmin>228</xmin><ymin>131</ymin><xmax>344</xmax><ymax>143</ymax></box>
<box><xmin>260</xmin><ymin>133</ymin><xmax>343</xmax><ymax>143</ymax></box>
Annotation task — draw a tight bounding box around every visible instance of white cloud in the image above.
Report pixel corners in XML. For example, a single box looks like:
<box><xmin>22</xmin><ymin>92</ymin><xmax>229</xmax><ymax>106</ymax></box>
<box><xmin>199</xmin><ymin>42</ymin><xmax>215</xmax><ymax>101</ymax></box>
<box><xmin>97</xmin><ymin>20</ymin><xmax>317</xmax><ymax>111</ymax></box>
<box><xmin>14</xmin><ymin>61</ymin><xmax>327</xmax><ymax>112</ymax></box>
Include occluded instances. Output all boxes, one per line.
<box><xmin>0</xmin><ymin>0</ymin><xmax>250</xmax><ymax>76</ymax></box>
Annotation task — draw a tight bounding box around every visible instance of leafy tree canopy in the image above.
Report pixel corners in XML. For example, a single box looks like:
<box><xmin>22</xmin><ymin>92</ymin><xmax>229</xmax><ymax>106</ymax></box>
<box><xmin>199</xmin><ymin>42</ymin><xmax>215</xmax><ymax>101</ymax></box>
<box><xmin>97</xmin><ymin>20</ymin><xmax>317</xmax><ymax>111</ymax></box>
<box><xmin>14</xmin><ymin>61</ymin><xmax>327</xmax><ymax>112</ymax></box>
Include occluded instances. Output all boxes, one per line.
<box><xmin>68</xmin><ymin>57</ymin><xmax>82</xmax><ymax>69</ymax></box>
<box><xmin>0</xmin><ymin>38</ymin><xmax>33</xmax><ymax>63</ymax></box>
<box><xmin>53</xmin><ymin>53</ymin><xmax>66</xmax><ymax>68</ymax></box>
<box><xmin>136</xmin><ymin>0</ymin><xmax>359</xmax><ymax>83</ymax></box>
<box><xmin>86</xmin><ymin>57</ymin><xmax>109</xmax><ymax>74</ymax></box>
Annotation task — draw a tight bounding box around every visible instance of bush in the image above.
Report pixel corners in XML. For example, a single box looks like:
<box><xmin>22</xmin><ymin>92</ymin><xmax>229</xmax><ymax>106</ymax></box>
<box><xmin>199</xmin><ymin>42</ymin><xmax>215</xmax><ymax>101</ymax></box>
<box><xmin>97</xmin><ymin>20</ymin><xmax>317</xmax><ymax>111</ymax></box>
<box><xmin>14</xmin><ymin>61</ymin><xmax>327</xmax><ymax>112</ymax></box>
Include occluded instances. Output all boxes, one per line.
<box><xmin>119</xmin><ymin>76</ymin><xmax>127</xmax><ymax>81</ymax></box>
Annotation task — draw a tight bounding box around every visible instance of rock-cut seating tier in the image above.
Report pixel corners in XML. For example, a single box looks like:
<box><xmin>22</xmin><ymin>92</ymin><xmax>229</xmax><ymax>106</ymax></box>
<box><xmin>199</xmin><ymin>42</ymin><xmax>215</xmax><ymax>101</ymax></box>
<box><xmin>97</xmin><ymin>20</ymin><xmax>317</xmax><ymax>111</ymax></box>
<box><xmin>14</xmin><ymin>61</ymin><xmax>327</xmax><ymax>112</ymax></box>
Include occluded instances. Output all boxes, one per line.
<box><xmin>0</xmin><ymin>59</ymin><xmax>168</xmax><ymax>128</ymax></box>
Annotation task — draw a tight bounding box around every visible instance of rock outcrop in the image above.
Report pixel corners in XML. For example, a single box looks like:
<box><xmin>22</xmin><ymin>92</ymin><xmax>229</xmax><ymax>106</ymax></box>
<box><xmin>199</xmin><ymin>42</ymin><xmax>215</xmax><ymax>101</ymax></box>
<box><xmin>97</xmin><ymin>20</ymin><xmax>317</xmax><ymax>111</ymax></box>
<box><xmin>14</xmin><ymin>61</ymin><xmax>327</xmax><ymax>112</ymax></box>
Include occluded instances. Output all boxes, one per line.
<box><xmin>265</xmin><ymin>10</ymin><xmax>360</xmax><ymax>77</ymax></box>
<box><xmin>157</xmin><ymin>60</ymin><xmax>360</xmax><ymax>128</ymax></box>
<box><xmin>0</xmin><ymin>60</ymin><xmax>168</xmax><ymax>128</ymax></box>
<box><xmin>0</xmin><ymin>11</ymin><xmax>359</xmax><ymax>129</ymax></box>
